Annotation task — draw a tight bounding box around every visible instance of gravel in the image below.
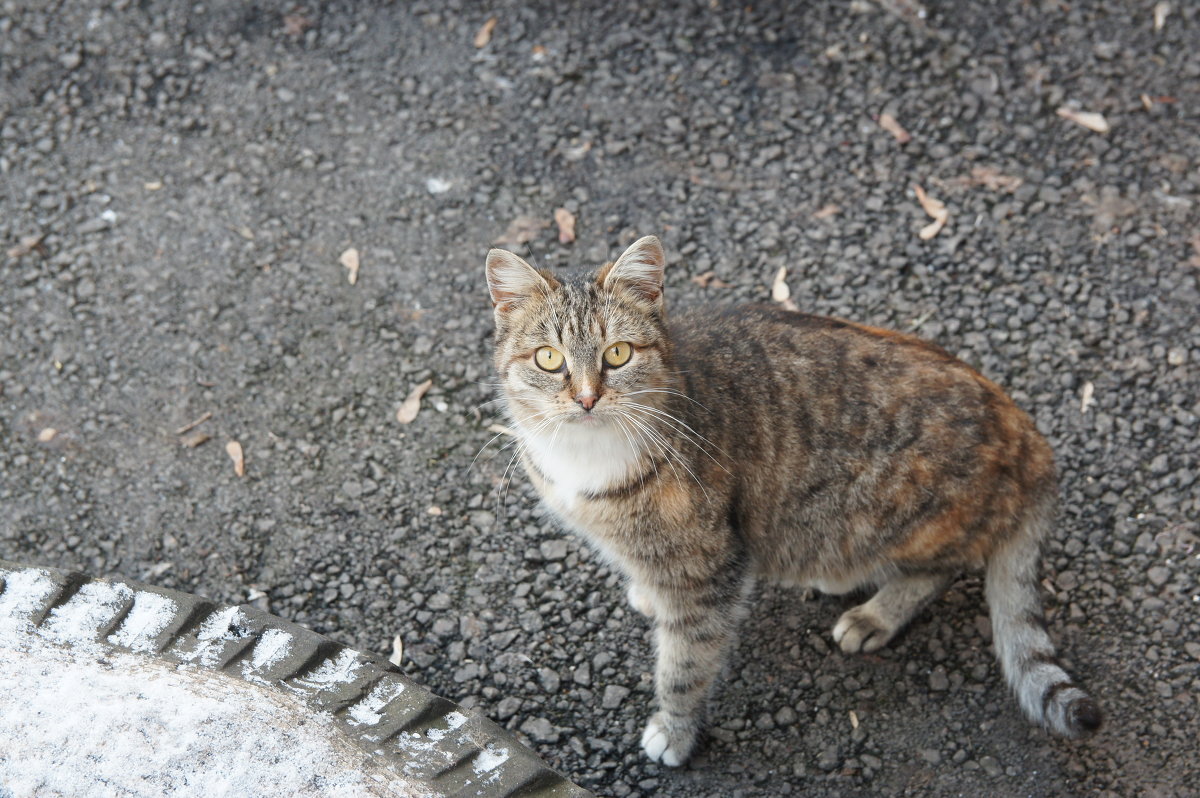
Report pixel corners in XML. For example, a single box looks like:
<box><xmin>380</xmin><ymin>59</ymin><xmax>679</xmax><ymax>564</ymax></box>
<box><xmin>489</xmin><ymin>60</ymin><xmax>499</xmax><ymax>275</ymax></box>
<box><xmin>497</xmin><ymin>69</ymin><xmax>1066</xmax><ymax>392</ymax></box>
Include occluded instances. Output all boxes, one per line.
<box><xmin>1</xmin><ymin>1</ymin><xmax>1198</xmax><ymax>797</ymax></box>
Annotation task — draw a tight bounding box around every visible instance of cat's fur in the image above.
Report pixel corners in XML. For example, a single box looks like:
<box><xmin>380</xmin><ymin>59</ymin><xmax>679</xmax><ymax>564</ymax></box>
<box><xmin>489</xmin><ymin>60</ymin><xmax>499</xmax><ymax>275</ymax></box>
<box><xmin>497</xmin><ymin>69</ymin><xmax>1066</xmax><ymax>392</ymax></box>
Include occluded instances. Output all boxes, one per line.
<box><xmin>485</xmin><ymin>236</ymin><xmax>1101</xmax><ymax>766</ymax></box>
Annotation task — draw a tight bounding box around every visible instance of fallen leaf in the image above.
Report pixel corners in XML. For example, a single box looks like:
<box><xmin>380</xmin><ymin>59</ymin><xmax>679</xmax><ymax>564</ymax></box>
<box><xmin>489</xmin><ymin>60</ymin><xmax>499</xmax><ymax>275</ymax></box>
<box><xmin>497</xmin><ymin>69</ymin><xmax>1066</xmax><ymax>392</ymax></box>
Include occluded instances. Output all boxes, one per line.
<box><xmin>6</xmin><ymin>234</ymin><xmax>45</xmax><ymax>259</ymax></box>
<box><xmin>225</xmin><ymin>440</ymin><xmax>245</xmax><ymax>477</ymax></box>
<box><xmin>37</xmin><ymin>428</ymin><xmax>57</xmax><ymax>443</ymax></box>
<box><xmin>389</xmin><ymin>635</ymin><xmax>404</xmax><ymax>666</ymax></box>
<box><xmin>966</xmin><ymin>166</ymin><xmax>1023</xmax><ymax>193</ymax></box>
<box><xmin>282</xmin><ymin>14</ymin><xmax>313</xmax><ymax>37</ymax></box>
<box><xmin>554</xmin><ymin>208</ymin><xmax>577</xmax><ymax>244</ymax></box>
<box><xmin>180</xmin><ymin>431</ymin><xmax>210</xmax><ymax>448</ymax></box>
<box><xmin>396</xmin><ymin>378</ymin><xmax>433</xmax><ymax>424</ymax></box>
<box><xmin>492</xmin><ymin>215</ymin><xmax>550</xmax><ymax>247</ymax></box>
<box><xmin>1080</xmin><ymin>381</ymin><xmax>1095</xmax><ymax>413</ymax></box>
<box><xmin>1153</xmin><ymin>2</ymin><xmax>1170</xmax><ymax>32</ymax></box>
<box><xmin>691</xmin><ymin>271</ymin><xmax>730</xmax><ymax>288</ymax></box>
<box><xmin>878</xmin><ymin>112</ymin><xmax>912</xmax><ymax>143</ymax></box>
<box><xmin>1056</xmin><ymin>107</ymin><xmax>1110</xmax><ymax>134</ymax></box>
<box><xmin>913</xmin><ymin>184</ymin><xmax>949</xmax><ymax>240</ymax></box>
<box><xmin>771</xmin><ymin>266</ymin><xmax>799</xmax><ymax>311</ymax></box>
<box><xmin>813</xmin><ymin>204</ymin><xmax>841</xmax><ymax>219</ymax></box>
<box><xmin>474</xmin><ymin>16</ymin><xmax>498</xmax><ymax>48</ymax></box>
<box><xmin>174</xmin><ymin>411</ymin><xmax>213</xmax><ymax>436</ymax></box>
<box><xmin>339</xmin><ymin>247</ymin><xmax>360</xmax><ymax>285</ymax></box>
<box><xmin>426</xmin><ymin>505</ymin><xmax>443</xmax><ymax>516</ymax></box>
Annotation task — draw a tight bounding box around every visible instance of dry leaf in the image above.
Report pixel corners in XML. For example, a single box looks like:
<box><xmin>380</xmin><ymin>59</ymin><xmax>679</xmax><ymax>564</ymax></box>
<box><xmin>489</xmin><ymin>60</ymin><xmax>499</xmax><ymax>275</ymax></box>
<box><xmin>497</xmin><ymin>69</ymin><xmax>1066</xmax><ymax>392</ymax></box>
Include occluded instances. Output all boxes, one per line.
<box><xmin>225</xmin><ymin>440</ymin><xmax>245</xmax><ymax>477</ymax></box>
<box><xmin>282</xmin><ymin>14</ymin><xmax>313</xmax><ymax>37</ymax></box>
<box><xmin>389</xmin><ymin>635</ymin><xmax>404</xmax><ymax>666</ymax></box>
<box><xmin>878</xmin><ymin>112</ymin><xmax>912</xmax><ymax>143</ymax></box>
<box><xmin>1056</xmin><ymin>107</ymin><xmax>1110</xmax><ymax>134</ymax></box>
<box><xmin>492</xmin><ymin>215</ymin><xmax>550</xmax><ymax>247</ymax></box>
<box><xmin>967</xmin><ymin>166</ymin><xmax>1023</xmax><ymax>194</ymax></box>
<box><xmin>554</xmin><ymin>208</ymin><xmax>577</xmax><ymax>244</ymax></box>
<box><xmin>37</xmin><ymin>428</ymin><xmax>57</xmax><ymax>443</ymax></box>
<box><xmin>339</xmin><ymin>247</ymin><xmax>360</xmax><ymax>285</ymax></box>
<box><xmin>180</xmin><ymin>431</ymin><xmax>211</xmax><ymax>448</ymax></box>
<box><xmin>1080</xmin><ymin>381</ymin><xmax>1095</xmax><ymax>413</ymax></box>
<box><xmin>813</xmin><ymin>204</ymin><xmax>841</xmax><ymax>219</ymax></box>
<box><xmin>691</xmin><ymin>271</ymin><xmax>731</xmax><ymax>289</ymax></box>
<box><xmin>6</xmin><ymin>234</ymin><xmax>45</xmax><ymax>259</ymax></box>
<box><xmin>396</xmin><ymin>378</ymin><xmax>433</xmax><ymax>424</ymax></box>
<box><xmin>174</xmin><ymin>411</ymin><xmax>213</xmax><ymax>436</ymax></box>
<box><xmin>771</xmin><ymin>267</ymin><xmax>799</xmax><ymax>311</ymax></box>
<box><xmin>474</xmin><ymin>16</ymin><xmax>498</xmax><ymax>48</ymax></box>
<box><xmin>913</xmin><ymin>184</ymin><xmax>949</xmax><ymax>240</ymax></box>
<box><xmin>1153</xmin><ymin>2</ymin><xmax>1170</xmax><ymax>32</ymax></box>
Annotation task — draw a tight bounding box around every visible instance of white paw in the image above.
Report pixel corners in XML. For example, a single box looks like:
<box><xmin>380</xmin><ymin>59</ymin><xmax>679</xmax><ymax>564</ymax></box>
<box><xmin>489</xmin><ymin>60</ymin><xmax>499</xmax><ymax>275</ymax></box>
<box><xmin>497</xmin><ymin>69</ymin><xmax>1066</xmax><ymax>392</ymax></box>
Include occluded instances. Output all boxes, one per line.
<box><xmin>640</xmin><ymin>712</ymin><xmax>692</xmax><ymax>767</ymax></box>
<box><xmin>832</xmin><ymin>605</ymin><xmax>894</xmax><ymax>654</ymax></box>
<box><xmin>627</xmin><ymin>583</ymin><xmax>656</xmax><ymax>618</ymax></box>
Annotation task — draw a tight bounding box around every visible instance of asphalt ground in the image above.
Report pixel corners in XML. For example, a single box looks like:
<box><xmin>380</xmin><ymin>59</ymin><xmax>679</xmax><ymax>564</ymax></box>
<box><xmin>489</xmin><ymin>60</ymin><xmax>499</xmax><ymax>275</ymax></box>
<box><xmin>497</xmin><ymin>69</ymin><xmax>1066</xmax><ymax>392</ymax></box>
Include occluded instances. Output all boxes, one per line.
<box><xmin>1</xmin><ymin>1</ymin><xmax>1198</xmax><ymax>796</ymax></box>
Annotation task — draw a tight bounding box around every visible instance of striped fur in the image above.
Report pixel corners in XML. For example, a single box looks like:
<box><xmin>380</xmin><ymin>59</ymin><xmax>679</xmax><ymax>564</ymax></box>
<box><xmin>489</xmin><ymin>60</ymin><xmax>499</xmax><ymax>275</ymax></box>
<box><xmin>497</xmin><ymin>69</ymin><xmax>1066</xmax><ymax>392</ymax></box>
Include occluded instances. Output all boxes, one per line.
<box><xmin>485</xmin><ymin>236</ymin><xmax>1101</xmax><ymax>766</ymax></box>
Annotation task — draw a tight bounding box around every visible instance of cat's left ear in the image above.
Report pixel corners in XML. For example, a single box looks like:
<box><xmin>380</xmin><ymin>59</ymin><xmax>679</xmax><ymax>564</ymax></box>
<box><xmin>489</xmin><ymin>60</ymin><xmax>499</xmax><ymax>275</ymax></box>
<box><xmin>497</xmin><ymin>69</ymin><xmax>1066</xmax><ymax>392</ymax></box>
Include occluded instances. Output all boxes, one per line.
<box><xmin>599</xmin><ymin>235</ymin><xmax>666</xmax><ymax>307</ymax></box>
<box><xmin>486</xmin><ymin>249</ymin><xmax>557</xmax><ymax>313</ymax></box>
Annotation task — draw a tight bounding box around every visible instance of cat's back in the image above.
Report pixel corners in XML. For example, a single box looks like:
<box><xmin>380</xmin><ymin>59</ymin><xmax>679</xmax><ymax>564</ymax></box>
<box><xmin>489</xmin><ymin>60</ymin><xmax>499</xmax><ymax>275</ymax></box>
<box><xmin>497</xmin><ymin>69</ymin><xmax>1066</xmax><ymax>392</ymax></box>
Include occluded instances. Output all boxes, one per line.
<box><xmin>669</xmin><ymin>302</ymin><xmax>1056</xmax><ymax>571</ymax></box>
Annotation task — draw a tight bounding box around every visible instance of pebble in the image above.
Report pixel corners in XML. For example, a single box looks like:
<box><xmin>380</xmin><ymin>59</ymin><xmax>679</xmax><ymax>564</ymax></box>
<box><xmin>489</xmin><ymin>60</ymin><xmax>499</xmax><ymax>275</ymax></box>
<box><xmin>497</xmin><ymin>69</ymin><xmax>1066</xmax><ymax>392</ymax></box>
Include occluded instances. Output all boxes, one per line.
<box><xmin>601</xmin><ymin>685</ymin><xmax>630</xmax><ymax>709</ymax></box>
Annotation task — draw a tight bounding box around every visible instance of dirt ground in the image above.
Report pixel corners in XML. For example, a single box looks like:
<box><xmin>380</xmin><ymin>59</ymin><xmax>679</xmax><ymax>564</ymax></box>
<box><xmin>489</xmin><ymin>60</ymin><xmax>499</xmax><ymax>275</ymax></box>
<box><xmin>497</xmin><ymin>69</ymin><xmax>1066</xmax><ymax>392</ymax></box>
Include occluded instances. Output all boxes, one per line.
<box><xmin>2</xmin><ymin>1</ymin><xmax>1198</xmax><ymax>796</ymax></box>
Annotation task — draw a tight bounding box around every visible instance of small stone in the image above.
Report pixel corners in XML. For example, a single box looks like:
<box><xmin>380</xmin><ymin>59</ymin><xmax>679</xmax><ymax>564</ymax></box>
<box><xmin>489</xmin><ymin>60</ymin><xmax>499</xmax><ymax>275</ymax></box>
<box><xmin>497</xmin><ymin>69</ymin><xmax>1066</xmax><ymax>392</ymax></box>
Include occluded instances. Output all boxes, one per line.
<box><xmin>774</xmin><ymin>706</ymin><xmax>798</xmax><ymax>726</ymax></box>
<box><xmin>276</xmin><ymin>87</ymin><xmax>296</xmax><ymax>102</ymax></box>
<box><xmin>1146</xmin><ymin>566</ymin><xmax>1170</xmax><ymax>587</ymax></box>
<box><xmin>519</xmin><ymin>716</ymin><xmax>559</xmax><ymax>743</ymax></box>
<box><xmin>341</xmin><ymin>479</ymin><xmax>363</xmax><ymax>498</ymax></box>
<box><xmin>980</xmin><ymin>755</ymin><xmax>1002</xmax><ymax>777</ymax></box>
<box><xmin>920</xmin><ymin>748</ymin><xmax>942</xmax><ymax>764</ymax></box>
<box><xmin>929</xmin><ymin>667</ymin><xmax>950</xmax><ymax>691</ymax></box>
<box><xmin>817</xmin><ymin>744</ymin><xmax>841</xmax><ymax>771</ymax></box>
<box><xmin>495</xmin><ymin>696</ymin><xmax>522</xmax><ymax>720</ymax></box>
<box><xmin>426</xmin><ymin>592</ymin><xmax>452</xmax><ymax>610</ymax></box>
<box><xmin>538</xmin><ymin>667</ymin><xmax>561</xmax><ymax>693</ymax></box>
<box><xmin>1166</xmin><ymin>347</ymin><xmax>1187</xmax><ymax>366</ymax></box>
<box><xmin>540</xmin><ymin>539</ymin><xmax>568</xmax><ymax>561</ymax></box>
<box><xmin>601</xmin><ymin>685</ymin><xmax>630</xmax><ymax>709</ymax></box>
<box><xmin>573</xmin><ymin>662</ymin><xmax>592</xmax><ymax>686</ymax></box>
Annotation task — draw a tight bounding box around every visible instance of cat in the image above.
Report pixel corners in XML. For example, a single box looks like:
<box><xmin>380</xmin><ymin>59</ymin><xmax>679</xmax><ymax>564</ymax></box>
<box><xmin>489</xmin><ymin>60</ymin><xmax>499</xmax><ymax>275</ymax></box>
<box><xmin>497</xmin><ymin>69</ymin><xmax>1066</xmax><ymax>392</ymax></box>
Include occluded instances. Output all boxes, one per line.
<box><xmin>484</xmin><ymin>235</ymin><xmax>1101</xmax><ymax>766</ymax></box>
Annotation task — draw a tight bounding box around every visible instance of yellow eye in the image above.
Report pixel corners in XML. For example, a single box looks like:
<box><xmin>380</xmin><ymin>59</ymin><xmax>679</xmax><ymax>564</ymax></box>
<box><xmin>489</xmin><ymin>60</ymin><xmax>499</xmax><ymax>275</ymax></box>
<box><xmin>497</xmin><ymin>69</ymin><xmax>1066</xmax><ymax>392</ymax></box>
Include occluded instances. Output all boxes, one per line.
<box><xmin>603</xmin><ymin>342</ymin><xmax>632</xmax><ymax>368</ymax></box>
<box><xmin>535</xmin><ymin>346</ymin><xmax>565</xmax><ymax>372</ymax></box>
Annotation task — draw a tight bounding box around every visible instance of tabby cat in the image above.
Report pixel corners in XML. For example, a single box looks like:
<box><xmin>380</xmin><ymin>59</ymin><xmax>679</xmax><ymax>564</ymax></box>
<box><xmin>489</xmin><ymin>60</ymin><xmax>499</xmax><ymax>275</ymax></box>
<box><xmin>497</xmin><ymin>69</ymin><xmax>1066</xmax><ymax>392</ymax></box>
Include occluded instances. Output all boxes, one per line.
<box><xmin>485</xmin><ymin>235</ymin><xmax>1101</xmax><ymax>766</ymax></box>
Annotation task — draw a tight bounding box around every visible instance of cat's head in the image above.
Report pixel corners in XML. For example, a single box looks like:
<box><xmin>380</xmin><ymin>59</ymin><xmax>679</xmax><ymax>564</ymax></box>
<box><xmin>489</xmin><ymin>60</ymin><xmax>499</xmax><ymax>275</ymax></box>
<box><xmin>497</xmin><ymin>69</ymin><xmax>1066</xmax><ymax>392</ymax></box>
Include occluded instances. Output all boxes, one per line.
<box><xmin>485</xmin><ymin>235</ymin><xmax>674</xmax><ymax>431</ymax></box>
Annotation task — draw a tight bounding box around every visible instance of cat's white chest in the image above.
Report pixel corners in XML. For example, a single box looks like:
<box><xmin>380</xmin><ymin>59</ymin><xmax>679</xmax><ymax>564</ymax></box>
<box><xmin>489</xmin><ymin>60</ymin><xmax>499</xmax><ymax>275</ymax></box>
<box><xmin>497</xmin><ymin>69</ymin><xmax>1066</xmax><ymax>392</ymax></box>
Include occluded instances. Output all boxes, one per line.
<box><xmin>520</xmin><ymin>421</ymin><xmax>641</xmax><ymax>514</ymax></box>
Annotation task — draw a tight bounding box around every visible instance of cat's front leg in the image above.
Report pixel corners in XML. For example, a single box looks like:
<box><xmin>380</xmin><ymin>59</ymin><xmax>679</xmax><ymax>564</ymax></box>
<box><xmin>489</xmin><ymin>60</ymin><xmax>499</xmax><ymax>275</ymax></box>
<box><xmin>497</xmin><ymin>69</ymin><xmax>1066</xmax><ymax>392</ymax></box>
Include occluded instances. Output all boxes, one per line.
<box><xmin>640</xmin><ymin>567</ymin><xmax>753</xmax><ymax>766</ymax></box>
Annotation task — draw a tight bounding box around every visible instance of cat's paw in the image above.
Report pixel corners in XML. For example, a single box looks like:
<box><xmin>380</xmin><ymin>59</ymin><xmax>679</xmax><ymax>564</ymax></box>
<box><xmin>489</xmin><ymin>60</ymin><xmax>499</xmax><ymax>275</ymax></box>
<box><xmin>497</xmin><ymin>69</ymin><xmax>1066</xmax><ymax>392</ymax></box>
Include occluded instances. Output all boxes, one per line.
<box><xmin>832</xmin><ymin>605</ymin><xmax>895</xmax><ymax>654</ymax></box>
<box><xmin>627</xmin><ymin>583</ymin><xmax>656</xmax><ymax>618</ymax></box>
<box><xmin>640</xmin><ymin>712</ymin><xmax>696</xmax><ymax>767</ymax></box>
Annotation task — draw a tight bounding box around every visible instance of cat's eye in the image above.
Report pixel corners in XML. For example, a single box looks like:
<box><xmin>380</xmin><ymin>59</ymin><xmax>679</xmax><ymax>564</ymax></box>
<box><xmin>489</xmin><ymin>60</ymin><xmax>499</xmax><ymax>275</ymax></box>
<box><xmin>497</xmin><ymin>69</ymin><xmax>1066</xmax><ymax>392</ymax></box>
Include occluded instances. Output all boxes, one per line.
<box><xmin>603</xmin><ymin>342</ymin><xmax>633</xmax><ymax>368</ymax></box>
<box><xmin>535</xmin><ymin>346</ymin><xmax>565</xmax><ymax>372</ymax></box>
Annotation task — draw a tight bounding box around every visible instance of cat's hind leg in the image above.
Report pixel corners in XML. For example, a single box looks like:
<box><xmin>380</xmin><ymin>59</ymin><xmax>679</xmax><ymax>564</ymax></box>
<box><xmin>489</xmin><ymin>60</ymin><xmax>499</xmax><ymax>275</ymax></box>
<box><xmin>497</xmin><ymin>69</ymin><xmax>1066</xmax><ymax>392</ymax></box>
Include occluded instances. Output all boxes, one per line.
<box><xmin>832</xmin><ymin>573</ymin><xmax>952</xmax><ymax>654</ymax></box>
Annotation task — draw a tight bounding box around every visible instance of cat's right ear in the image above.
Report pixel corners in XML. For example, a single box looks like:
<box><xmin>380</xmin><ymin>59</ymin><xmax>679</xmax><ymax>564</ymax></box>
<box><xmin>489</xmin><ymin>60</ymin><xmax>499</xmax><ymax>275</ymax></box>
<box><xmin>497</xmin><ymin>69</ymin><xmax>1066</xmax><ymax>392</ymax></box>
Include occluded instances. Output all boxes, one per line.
<box><xmin>485</xmin><ymin>249</ymin><xmax>556</xmax><ymax>313</ymax></box>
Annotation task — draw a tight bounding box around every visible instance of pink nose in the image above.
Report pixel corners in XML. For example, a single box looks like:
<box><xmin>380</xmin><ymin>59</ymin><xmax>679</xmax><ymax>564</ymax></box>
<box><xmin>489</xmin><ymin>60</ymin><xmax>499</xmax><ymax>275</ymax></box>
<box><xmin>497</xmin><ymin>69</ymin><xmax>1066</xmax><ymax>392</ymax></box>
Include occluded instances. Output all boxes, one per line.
<box><xmin>576</xmin><ymin>393</ymin><xmax>597</xmax><ymax>411</ymax></box>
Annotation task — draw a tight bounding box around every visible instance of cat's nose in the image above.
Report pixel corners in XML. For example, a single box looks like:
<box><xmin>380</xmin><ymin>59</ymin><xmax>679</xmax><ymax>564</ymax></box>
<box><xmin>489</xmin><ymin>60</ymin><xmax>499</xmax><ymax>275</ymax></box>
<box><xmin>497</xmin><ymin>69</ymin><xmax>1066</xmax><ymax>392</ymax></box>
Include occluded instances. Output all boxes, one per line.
<box><xmin>575</xmin><ymin>392</ymin><xmax>598</xmax><ymax>412</ymax></box>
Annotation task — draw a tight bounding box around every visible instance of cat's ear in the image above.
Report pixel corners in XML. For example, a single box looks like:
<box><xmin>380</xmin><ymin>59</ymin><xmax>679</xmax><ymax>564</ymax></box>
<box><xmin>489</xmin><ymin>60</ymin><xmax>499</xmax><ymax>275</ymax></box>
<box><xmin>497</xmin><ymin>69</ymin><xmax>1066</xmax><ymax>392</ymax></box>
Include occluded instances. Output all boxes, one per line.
<box><xmin>599</xmin><ymin>235</ymin><xmax>666</xmax><ymax>306</ymax></box>
<box><xmin>485</xmin><ymin>249</ymin><xmax>556</xmax><ymax>313</ymax></box>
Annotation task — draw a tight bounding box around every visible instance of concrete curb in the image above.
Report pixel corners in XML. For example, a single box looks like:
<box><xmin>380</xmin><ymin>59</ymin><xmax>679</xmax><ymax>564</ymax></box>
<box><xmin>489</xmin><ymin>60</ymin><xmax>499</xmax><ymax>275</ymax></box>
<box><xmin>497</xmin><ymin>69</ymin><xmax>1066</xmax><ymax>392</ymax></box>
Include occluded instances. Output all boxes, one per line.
<box><xmin>0</xmin><ymin>559</ymin><xmax>593</xmax><ymax>798</ymax></box>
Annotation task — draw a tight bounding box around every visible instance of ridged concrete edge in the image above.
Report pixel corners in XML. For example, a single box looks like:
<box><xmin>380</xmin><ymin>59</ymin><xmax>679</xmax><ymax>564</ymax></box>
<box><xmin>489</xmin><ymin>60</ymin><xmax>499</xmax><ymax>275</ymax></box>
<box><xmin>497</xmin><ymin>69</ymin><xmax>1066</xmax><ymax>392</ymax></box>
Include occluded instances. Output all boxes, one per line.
<box><xmin>0</xmin><ymin>559</ymin><xmax>593</xmax><ymax>798</ymax></box>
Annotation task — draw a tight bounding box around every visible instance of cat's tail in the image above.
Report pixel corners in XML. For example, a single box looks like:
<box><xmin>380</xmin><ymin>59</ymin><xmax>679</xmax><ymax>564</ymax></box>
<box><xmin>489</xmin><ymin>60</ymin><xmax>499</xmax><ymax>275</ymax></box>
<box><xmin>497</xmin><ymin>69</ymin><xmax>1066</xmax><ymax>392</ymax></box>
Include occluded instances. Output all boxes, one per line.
<box><xmin>984</xmin><ymin>516</ymin><xmax>1102</xmax><ymax>738</ymax></box>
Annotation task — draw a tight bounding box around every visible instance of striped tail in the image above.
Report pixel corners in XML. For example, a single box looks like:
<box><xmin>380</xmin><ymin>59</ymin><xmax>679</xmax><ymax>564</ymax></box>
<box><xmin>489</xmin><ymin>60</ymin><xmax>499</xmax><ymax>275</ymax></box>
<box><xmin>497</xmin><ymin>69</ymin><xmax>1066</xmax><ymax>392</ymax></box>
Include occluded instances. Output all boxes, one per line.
<box><xmin>985</xmin><ymin>522</ymin><xmax>1102</xmax><ymax>738</ymax></box>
